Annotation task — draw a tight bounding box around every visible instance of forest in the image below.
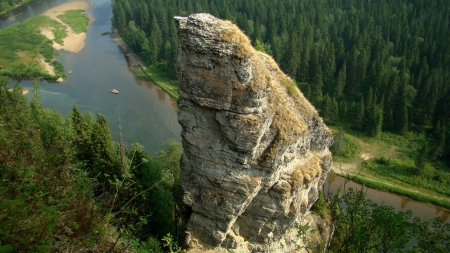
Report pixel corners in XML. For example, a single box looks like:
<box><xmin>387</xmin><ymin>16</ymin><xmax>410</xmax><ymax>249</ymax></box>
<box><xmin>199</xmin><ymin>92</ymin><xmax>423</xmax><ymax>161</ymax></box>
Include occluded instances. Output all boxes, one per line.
<box><xmin>1</xmin><ymin>0</ymin><xmax>450</xmax><ymax>252</ymax></box>
<box><xmin>112</xmin><ymin>0</ymin><xmax>450</xmax><ymax>158</ymax></box>
<box><xmin>1</xmin><ymin>80</ymin><xmax>449</xmax><ymax>252</ymax></box>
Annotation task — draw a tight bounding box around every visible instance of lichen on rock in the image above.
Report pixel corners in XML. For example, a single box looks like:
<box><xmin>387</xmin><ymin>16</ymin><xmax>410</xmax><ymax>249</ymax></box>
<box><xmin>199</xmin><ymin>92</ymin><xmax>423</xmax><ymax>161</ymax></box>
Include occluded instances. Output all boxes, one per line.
<box><xmin>175</xmin><ymin>13</ymin><xmax>333</xmax><ymax>252</ymax></box>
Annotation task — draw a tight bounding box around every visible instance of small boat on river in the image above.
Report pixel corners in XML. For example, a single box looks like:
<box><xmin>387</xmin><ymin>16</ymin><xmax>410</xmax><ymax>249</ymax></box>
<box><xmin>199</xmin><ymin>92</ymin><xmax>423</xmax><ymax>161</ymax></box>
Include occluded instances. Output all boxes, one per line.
<box><xmin>111</xmin><ymin>89</ymin><xmax>119</xmax><ymax>94</ymax></box>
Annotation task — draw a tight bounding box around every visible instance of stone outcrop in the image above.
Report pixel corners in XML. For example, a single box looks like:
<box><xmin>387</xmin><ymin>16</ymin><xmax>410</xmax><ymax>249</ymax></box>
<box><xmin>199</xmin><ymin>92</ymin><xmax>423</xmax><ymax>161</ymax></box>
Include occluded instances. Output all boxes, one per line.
<box><xmin>175</xmin><ymin>13</ymin><xmax>333</xmax><ymax>252</ymax></box>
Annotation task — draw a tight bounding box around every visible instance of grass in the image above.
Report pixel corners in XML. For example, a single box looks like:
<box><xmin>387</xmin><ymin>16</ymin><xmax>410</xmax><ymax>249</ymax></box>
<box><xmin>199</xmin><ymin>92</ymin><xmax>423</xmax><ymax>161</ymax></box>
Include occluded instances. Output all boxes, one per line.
<box><xmin>330</xmin><ymin>124</ymin><xmax>450</xmax><ymax>209</ymax></box>
<box><xmin>57</xmin><ymin>10</ymin><xmax>88</xmax><ymax>33</ymax></box>
<box><xmin>133</xmin><ymin>64</ymin><xmax>179</xmax><ymax>100</ymax></box>
<box><xmin>0</xmin><ymin>10</ymin><xmax>88</xmax><ymax>81</ymax></box>
<box><xmin>351</xmin><ymin>175</ymin><xmax>450</xmax><ymax>210</ymax></box>
<box><xmin>330</xmin><ymin>129</ymin><xmax>361</xmax><ymax>163</ymax></box>
<box><xmin>0</xmin><ymin>15</ymin><xmax>66</xmax><ymax>79</ymax></box>
<box><xmin>363</xmin><ymin>157</ymin><xmax>450</xmax><ymax>197</ymax></box>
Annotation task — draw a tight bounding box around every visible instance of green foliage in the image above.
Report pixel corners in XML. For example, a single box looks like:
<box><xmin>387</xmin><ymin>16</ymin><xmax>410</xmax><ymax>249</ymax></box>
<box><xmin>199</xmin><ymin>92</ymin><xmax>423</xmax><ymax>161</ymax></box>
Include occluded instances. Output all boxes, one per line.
<box><xmin>0</xmin><ymin>15</ymin><xmax>66</xmax><ymax>80</ymax></box>
<box><xmin>415</xmin><ymin>142</ymin><xmax>428</xmax><ymax>174</ymax></box>
<box><xmin>132</xmin><ymin>64</ymin><xmax>179</xmax><ymax>100</ymax></box>
<box><xmin>0</xmin><ymin>80</ymin><xmax>191</xmax><ymax>251</ymax></box>
<box><xmin>328</xmin><ymin>188</ymin><xmax>415</xmax><ymax>252</ymax></box>
<box><xmin>112</xmin><ymin>0</ymin><xmax>450</xmax><ymax>163</ymax></box>
<box><xmin>0</xmin><ymin>8</ymin><xmax>88</xmax><ymax>80</ymax></box>
<box><xmin>0</xmin><ymin>80</ymin><xmax>124</xmax><ymax>252</ymax></box>
<box><xmin>322</xmin><ymin>187</ymin><xmax>450</xmax><ymax>253</ymax></box>
<box><xmin>363</xmin><ymin>156</ymin><xmax>450</xmax><ymax>198</ymax></box>
<box><xmin>311</xmin><ymin>191</ymin><xmax>329</xmax><ymax>219</ymax></box>
<box><xmin>330</xmin><ymin>129</ymin><xmax>361</xmax><ymax>162</ymax></box>
<box><xmin>162</xmin><ymin>234</ymin><xmax>182</xmax><ymax>253</ymax></box>
<box><xmin>89</xmin><ymin>114</ymin><xmax>121</xmax><ymax>182</ymax></box>
<box><xmin>57</xmin><ymin>10</ymin><xmax>88</xmax><ymax>33</ymax></box>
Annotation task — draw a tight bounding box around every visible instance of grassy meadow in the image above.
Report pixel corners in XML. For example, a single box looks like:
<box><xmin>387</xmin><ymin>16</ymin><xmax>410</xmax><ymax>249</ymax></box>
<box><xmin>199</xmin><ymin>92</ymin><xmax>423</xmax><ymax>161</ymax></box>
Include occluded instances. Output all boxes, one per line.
<box><xmin>331</xmin><ymin>126</ymin><xmax>450</xmax><ymax>209</ymax></box>
<box><xmin>0</xmin><ymin>10</ymin><xmax>88</xmax><ymax>81</ymax></box>
<box><xmin>132</xmin><ymin>64</ymin><xmax>180</xmax><ymax>100</ymax></box>
<box><xmin>57</xmin><ymin>10</ymin><xmax>88</xmax><ymax>33</ymax></box>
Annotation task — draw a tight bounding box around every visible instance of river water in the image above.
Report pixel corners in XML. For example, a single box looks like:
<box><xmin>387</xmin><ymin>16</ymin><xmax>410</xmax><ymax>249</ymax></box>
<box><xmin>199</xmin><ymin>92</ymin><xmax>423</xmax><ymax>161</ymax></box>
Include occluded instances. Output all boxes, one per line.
<box><xmin>2</xmin><ymin>0</ymin><xmax>181</xmax><ymax>154</ymax></box>
<box><xmin>1</xmin><ymin>0</ymin><xmax>449</xmax><ymax>222</ymax></box>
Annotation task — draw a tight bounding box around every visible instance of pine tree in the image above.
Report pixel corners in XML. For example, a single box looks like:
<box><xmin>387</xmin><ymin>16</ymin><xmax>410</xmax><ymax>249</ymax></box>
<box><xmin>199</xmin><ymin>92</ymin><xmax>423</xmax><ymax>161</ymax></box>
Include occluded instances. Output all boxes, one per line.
<box><xmin>396</xmin><ymin>95</ymin><xmax>409</xmax><ymax>135</ymax></box>
<box><xmin>70</xmin><ymin>105</ymin><xmax>90</xmax><ymax>163</ymax></box>
<box><xmin>331</xmin><ymin>128</ymin><xmax>346</xmax><ymax>155</ymax></box>
<box><xmin>311</xmin><ymin>66</ymin><xmax>324</xmax><ymax>105</ymax></box>
<box><xmin>334</xmin><ymin>61</ymin><xmax>346</xmax><ymax>98</ymax></box>
<box><xmin>339</xmin><ymin>100</ymin><xmax>348</xmax><ymax>121</ymax></box>
<box><xmin>367</xmin><ymin>104</ymin><xmax>383</xmax><ymax>138</ymax></box>
<box><xmin>415</xmin><ymin>142</ymin><xmax>428</xmax><ymax>174</ymax></box>
<box><xmin>321</xmin><ymin>94</ymin><xmax>332</xmax><ymax>121</ymax></box>
<box><xmin>330</xmin><ymin>97</ymin><xmax>340</xmax><ymax>124</ymax></box>
<box><xmin>90</xmin><ymin>114</ymin><xmax>120</xmax><ymax>183</ymax></box>
<box><xmin>354</xmin><ymin>97</ymin><xmax>365</xmax><ymax>130</ymax></box>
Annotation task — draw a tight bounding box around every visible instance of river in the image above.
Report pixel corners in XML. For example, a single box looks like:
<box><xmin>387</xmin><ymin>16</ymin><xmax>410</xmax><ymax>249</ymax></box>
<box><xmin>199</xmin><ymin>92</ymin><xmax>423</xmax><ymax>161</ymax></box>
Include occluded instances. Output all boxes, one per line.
<box><xmin>2</xmin><ymin>0</ymin><xmax>181</xmax><ymax>154</ymax></box>
<box><xmin>1</xmin><ymin>0</ymin><xmax>448</xmax><ymax>223</ymax></box>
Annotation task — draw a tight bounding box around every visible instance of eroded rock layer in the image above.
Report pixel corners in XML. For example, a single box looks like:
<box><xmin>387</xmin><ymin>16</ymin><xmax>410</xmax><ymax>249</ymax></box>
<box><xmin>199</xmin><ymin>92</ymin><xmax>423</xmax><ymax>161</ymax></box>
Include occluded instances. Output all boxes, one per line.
<box><xmin>175</xmin><ymin>13</ymin><xmax>333</xmax><ymax>252</ymax></box>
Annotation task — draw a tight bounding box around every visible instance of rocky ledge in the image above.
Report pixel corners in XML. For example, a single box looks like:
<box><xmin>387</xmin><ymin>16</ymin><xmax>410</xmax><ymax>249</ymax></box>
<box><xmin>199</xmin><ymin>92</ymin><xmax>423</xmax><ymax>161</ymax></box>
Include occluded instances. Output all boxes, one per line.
<box><xmin>175</xmin><ymin>13</ymin><xmax>333</xmax><ymax>252</ymax></box>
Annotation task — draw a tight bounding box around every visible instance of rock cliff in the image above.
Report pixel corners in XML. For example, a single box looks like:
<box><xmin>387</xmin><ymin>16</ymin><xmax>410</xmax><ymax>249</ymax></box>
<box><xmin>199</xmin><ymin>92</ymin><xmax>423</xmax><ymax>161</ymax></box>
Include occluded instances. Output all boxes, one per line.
<box><xmin>175</xmin><ymin>13</ymin><xmax>333</xmax><ymax>252</ymax></box>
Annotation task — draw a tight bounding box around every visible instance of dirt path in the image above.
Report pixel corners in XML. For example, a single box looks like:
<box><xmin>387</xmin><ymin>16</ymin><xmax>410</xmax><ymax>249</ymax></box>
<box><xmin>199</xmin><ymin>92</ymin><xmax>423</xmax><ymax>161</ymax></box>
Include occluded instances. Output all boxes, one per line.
<box><xmin>331</xmin><ymin>135</ymin><xmax>450</xmax><ymax>203</ymax></box>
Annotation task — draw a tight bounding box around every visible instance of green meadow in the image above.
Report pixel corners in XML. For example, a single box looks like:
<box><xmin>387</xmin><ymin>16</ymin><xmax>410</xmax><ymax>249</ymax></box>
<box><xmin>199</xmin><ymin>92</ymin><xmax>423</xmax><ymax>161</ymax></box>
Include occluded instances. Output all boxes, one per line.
<box><xmin>0</xmin><ymin>10</ymin><xmax>88</xmax><ymax>81</ymax></box>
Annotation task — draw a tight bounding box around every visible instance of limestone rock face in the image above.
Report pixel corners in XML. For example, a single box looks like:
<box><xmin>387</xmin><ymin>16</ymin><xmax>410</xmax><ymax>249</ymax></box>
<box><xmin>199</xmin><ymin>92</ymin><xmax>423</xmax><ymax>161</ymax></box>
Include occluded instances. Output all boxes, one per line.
<box><xmin>175</xmin><ymin>13</ymin><xmax>333</xmax><ymax>252</ymax></box>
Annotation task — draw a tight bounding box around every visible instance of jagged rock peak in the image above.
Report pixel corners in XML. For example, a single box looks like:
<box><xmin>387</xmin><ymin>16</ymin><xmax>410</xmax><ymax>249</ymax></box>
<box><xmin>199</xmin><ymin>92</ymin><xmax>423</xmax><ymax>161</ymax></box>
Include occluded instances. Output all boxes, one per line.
<box><xmin>175</xmin><ymin>13</ymin><xmax>333</xmax><ymax>252</ymax></box>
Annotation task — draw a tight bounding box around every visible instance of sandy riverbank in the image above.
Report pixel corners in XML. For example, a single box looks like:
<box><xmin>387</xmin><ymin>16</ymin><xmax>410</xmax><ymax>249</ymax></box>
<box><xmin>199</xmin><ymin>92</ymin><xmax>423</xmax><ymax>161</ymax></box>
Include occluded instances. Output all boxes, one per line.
<box><xmin>40</xmin><ymin>1</ymin><xmax>90</xmax><ymax>53</ymax></box>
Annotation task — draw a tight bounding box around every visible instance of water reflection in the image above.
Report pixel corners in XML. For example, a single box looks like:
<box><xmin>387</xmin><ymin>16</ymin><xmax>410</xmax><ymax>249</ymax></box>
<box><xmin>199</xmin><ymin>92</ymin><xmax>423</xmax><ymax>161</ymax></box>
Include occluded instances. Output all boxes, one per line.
<box><xmin>401</xmin><ymin>197</ymin><xmax>411</xmax><ymax>209</ymax></box>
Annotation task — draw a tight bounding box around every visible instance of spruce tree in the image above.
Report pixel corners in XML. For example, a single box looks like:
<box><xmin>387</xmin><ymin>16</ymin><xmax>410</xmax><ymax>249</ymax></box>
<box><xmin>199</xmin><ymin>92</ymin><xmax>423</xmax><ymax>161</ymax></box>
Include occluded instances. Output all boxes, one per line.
<box><xmin>71</xmin><ymin>105</ymin><xmax>90</xmax><ymax>163</ymax></box>
<box><xmin>415</xmin><ymin>142</ymin><xmax>428</xmax><ymax>175</ymax></box>
<box><xmin>397</xmin><ymin>96</ymin><xmax>409</xmax><ymax>135</ymax></box>
<box><xmin>354</xmin><ymin>97</ymin><xmax>365</xmax><ymax>130</ymax></box>
<box><xmin>367</xmin><ymin>104</ymin><xmax>383</xmax><ymax>138</ymax></box>
<box><xmin>90</xmin><ymin>114</ymin><xmax>120</xmax><ymax>183</ymax></box>
<box><xmin>334</xmin><ymin>61</ymin><xmax>346</xmax><ymax>98</ymax></box>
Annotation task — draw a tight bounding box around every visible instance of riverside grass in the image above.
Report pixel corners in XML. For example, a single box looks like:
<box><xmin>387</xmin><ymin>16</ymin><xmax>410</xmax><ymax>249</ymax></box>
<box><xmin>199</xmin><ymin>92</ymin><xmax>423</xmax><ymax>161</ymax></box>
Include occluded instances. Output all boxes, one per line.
<box><xmin>331</xmin><ymin>125</ymin><xmax>450</xmax><ymax>209</ymax></box>
<box><xmin>57</xmin><ymin>10</ymin><xmax>88</xmax><ymax>33</ymax></box>
<box><xmin>134</xmin><ymin>64</ymin><xmax>179</xmax><ymax>100</ymax></box>
<box><xmin>351</xmin><ymin>175</ymin><xmax>450</xmax><ymax>210</ymax></box>
<box><xmin>0</xmin><ymin>10</ymin><xmax>87</xmax><ymax>80</ymax></box>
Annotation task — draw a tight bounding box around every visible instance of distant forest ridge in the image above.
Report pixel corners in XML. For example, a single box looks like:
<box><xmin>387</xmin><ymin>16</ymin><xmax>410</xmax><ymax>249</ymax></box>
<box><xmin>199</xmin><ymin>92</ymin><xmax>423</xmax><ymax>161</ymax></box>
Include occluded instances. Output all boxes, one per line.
<box><xmin>112</xmin><ymin>0</ymin><xmax>450</xmax><ymax>157</ymax></box>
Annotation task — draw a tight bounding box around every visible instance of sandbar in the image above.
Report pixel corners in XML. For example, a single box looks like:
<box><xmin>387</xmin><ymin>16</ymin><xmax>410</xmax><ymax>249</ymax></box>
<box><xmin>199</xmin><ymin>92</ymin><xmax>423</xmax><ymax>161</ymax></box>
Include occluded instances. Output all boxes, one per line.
<box><xmin>41</xmin><ymin>1</ymin><xmax>90</xmax><ymax>53</ymax></box>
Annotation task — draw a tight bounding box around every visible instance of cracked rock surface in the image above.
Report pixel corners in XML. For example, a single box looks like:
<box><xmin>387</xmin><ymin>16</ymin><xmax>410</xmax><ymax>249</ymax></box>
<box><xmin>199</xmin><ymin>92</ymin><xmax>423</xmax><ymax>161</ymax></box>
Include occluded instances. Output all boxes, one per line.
<box><xmin>175</xmin><ymin>13</ymin><xmax>333</xmax><ymax>252</ymax></box>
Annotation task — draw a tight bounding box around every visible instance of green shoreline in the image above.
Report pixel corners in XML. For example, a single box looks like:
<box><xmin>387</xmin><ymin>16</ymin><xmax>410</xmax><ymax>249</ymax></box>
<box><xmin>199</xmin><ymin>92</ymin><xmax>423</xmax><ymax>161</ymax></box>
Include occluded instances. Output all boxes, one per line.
<box><xmin>134</xmin><ymin>64</ymin><xmax>179</xmax><ymax>100</ymax></box>
<box><xmin>347</xmin><ymin>175</ymin><xmax>450</xmax><ymax>210</ymax></box>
